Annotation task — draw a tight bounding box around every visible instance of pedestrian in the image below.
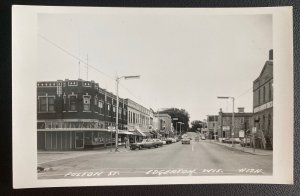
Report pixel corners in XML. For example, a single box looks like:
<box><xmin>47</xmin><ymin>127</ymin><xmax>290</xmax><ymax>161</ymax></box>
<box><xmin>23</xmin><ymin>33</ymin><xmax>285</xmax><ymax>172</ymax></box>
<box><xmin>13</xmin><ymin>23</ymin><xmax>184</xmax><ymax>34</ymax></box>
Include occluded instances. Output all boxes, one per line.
<box><xmin>124</xmin><ymin>136</ymin><xmax>128</xmax><ymax>148</ymax></box>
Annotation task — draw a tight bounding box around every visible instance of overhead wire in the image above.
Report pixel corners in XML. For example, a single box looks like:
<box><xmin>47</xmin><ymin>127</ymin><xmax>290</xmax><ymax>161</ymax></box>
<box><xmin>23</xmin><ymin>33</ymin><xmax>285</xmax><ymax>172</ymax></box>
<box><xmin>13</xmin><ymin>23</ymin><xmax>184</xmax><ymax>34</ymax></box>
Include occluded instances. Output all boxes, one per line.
<box><xmin>38</xmin><ymin>33</ymin><xmax>154</xmax><ymax>109</ymax></box>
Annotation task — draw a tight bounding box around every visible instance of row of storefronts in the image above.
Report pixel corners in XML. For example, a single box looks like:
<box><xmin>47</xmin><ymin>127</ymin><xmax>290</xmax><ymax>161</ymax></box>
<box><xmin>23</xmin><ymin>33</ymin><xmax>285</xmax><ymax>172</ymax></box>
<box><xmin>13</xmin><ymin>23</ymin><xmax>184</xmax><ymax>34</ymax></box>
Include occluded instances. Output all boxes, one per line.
<box><xmin>37</xmin><ymin>79</ymin><xmax>173</xmax><ymax>150</ymax></box>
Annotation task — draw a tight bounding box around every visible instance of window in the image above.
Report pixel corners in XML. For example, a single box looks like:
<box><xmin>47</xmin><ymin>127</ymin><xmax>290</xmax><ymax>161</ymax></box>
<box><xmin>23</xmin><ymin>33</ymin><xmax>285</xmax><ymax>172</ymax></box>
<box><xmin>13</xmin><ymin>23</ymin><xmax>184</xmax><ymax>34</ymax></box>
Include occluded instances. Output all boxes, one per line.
<box><xmin>98</xmin><ymin>101</ymin><xmax>104</xmax><ymax>114</ymax></box>
<box><xmin>48</xmin><ymin>97</ymin><xmax>55</xmax><ymax>112</ymax></box>
<box><xmin>263</xmin><ymin>86</ymin><xmax>266</xmax><ymax>103</ymax></box>
<box><xmin>39</xmin><ymin>96</ymin><xmax>55</xmax><ymax>112</ymax></box>
<box><xmin>258</xmin><ymin>89</ymin><xmax>261</xmax><ymax>105</ymax></box>
<box><xmin>83</xmin><ymin>95</ymin><xmax>91</xmax><ymax>111</ymax></box>
<box><xmin>69</xmin><ymin>95</ymin><xmax>77</xmax><ymax>111</ymax></box>
<box><xmin>269</xmin><ymin>82</ymin><xmax>272</xmax><ymax>101</ymax></box>
<box><xmin>40</xmin><ymin>97</ymin><xmax>47</xmax><ymax>112</ymax></box>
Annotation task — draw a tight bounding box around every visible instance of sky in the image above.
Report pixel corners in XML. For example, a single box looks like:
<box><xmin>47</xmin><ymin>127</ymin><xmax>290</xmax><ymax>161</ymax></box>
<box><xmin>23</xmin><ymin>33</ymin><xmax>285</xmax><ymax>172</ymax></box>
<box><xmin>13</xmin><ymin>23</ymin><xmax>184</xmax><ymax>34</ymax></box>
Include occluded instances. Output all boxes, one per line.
<box><xmin>37</xmin><ymin>12</ymin><xmax>272</xmax><ymax>123</ymax></box>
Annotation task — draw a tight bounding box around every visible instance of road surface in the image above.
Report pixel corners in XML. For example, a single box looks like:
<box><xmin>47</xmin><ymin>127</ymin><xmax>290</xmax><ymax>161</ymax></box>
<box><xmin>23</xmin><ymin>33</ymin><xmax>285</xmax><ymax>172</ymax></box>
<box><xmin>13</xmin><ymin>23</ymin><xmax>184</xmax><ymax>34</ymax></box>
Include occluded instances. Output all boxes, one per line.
<box><xmin>38</xmin><ymin>140</ymin><xmax>272</xmax><ymax>179</ymax></box>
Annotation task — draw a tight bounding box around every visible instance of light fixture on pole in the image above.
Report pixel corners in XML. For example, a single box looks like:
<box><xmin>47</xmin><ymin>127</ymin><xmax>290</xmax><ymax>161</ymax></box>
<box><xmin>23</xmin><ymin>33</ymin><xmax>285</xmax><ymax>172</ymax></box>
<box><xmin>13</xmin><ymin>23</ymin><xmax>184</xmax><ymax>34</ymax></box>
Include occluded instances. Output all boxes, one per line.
<box><xmin>217</xmin><ymin>96</ymin><xmax>235</xmax><ymax>147</ymax></box>
<box><xmin>115</xmin><ymin>75</ymin><xmax>140</xmax><ymax>152</ymax></box>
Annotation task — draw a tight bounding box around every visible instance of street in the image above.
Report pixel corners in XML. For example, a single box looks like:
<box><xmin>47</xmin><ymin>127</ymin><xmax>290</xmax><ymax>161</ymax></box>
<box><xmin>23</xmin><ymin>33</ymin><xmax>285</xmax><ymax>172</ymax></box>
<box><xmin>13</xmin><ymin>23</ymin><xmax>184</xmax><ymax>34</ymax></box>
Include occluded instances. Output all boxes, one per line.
<box><xmin>38</xmin><ymin>139</ymin><xmax>272</xmax><ymax>179</ymax></box>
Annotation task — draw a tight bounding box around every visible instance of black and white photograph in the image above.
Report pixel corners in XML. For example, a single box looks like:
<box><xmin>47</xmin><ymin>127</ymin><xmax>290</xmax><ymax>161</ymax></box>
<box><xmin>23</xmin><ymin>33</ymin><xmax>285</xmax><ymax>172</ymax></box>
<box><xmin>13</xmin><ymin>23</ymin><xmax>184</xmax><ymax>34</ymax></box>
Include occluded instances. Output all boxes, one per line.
<box><xmin>12</xmin><ymin>6</ymin><xmax>293</xmax><ymax>188</ymax></box>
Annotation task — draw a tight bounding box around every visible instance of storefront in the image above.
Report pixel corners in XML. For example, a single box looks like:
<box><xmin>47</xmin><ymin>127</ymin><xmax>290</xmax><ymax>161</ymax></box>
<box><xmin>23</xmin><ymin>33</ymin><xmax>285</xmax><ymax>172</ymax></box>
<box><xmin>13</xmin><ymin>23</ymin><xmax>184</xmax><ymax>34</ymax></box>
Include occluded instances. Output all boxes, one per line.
<box><xmin>37</xmin><ymin>128</ymin><xmax>112</xmax><ymax>150</ymax></box>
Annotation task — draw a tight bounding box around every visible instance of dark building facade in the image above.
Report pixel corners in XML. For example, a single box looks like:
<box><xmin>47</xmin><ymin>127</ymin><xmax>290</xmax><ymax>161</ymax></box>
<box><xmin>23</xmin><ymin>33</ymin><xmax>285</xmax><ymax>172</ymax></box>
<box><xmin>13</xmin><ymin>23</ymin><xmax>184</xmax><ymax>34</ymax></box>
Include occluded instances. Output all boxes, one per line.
<box><xmin>37</xmin><ymin>79</ymin><xmax>129</xmax><ymax>150</ymax></box>
<box><xmin>252</xmin><ymin>50</ymin><xmax>273</xmax><ymax>150</ymax></box>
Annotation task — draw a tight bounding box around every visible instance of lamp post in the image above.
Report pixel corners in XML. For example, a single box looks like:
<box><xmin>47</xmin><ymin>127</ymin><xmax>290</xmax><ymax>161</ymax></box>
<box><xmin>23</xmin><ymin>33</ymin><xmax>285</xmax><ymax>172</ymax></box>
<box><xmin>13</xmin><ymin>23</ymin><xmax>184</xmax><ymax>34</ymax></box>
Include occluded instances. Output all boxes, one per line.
<box><xmin>179</xmin><ymin>122</ymin><xmax>184</xmax><ymax>136</ymax></box>
<box><xmin>217</xmin><ymin>96</ymin><xmax>235</xmax><ymax>147</ymax></box>
<box><xmin>115</xmin><ymin>75</ymin><xmax>140</xmax><ymax>152</ymax></box>
<box><xmin>172</xmin><ymin>118</ymin><xmax>178</xmax><ymax>136</ymax></box>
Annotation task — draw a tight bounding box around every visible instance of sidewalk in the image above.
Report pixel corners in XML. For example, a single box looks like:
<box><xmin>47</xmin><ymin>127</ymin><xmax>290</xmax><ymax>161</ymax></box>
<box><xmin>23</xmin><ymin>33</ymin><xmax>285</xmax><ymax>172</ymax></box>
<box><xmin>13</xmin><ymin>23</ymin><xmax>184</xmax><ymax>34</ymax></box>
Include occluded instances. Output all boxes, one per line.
<box><xmin>204</xmin><ymin>140</ymin><xmax>273</xmax><ymax>156</ymax></box>
<box><xmin>38</xmin><ymin>145</ymin><xmax>131</xmax><ymax>165</ymax></box>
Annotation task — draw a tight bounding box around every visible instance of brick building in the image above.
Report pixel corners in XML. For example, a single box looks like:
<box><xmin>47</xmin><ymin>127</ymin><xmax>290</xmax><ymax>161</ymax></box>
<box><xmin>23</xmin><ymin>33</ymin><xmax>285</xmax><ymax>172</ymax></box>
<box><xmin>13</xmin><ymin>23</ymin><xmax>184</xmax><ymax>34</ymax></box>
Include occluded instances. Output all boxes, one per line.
<box><xmin>252</xmin><ymin>49</ymin><xmax>273</xmax><ymax>149</ymax></box>
<box><xmin>217</xmin><ymin>107</ymin><xmax>253</xmax><ymax>141</ymax></box>
<box><xmin>207</xmin><ymin>115</ymin><xmax>218</xmax><ymax>139</ymax></box>
<box><xmin>37</xmin><ymin>79</ymin><xmax>130</xmax><ymax>150</ymax></box>
<box><xmin>125</xmin><ymin>98</ymin><xmax>158</xmax><ymax>142</ymax></box>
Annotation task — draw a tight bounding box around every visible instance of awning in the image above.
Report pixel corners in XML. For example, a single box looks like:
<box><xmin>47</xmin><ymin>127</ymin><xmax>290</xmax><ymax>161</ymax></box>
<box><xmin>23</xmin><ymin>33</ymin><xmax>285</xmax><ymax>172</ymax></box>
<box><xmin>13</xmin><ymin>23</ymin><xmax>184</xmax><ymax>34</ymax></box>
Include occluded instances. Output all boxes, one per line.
<box><xmin>118</xmin><ymin>131</ymin><xmax>133</xmax><ymax>135</ymax></box>
<box><xmin>135</xmin><ymin>129</ymin><xmax>146</xmax><ymax>137</ymax></box>
<box><xmin>142</xmin><ymin>131</ymin><xmax>153</xmax><ymax>137</ymax></box>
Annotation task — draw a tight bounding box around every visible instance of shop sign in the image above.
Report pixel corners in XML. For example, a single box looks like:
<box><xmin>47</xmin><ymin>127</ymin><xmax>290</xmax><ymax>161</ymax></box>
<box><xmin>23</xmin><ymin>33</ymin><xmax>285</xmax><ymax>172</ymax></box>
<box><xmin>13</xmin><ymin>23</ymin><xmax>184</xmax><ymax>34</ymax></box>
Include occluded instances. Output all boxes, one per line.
<box><xmin>254</xmin><ymin>101</ymin><xmax>273</xmax><ymax>113</ymax></box>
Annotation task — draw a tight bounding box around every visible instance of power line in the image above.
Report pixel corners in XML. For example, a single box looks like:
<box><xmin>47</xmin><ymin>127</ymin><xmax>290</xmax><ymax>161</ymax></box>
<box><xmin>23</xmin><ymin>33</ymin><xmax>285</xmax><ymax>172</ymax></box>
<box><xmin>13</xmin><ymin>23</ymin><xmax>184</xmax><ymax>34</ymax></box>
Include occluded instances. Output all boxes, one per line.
<box><xmin>38</xmin><ymin>33</ymin><xmax>154</xmax><ymax>109</ymax></box>
<box><xmin>236</xmin><ymin>86</ymin><xmax>253</xmax><ymax>99</ymax></box>
<box><xmin>38</xmin><ymin>33</ymin><xmax>114</xmax><ymax>80</ymax></box>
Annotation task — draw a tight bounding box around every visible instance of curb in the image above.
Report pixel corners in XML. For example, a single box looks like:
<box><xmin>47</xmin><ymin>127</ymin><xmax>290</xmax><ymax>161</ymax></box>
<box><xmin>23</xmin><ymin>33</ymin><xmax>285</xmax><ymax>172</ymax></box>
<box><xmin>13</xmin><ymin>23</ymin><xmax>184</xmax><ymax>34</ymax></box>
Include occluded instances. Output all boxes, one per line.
<box><xmin>209</xmin><ymin>141</ymin><xmax>272</xmax><ymax>156</ymax></box>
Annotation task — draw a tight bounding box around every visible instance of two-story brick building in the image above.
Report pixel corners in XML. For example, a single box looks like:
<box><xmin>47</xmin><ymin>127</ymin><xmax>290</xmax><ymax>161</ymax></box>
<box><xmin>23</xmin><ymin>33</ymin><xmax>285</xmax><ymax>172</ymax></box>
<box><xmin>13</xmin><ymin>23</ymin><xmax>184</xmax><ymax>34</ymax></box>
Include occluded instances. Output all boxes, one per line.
<box><xmin>252</xmin><ymin>49</ymin><xmax>273</xmax><ymax>149</ymax></box>
<box><xmin>217</xmin><ymin>107</ymin><xmax>253</xmax><ymax>141</ymax></box>
<box><xmin>37</xmin><ymin>79</ymin><xmax>130</xmax><ymax>150</ymax></box>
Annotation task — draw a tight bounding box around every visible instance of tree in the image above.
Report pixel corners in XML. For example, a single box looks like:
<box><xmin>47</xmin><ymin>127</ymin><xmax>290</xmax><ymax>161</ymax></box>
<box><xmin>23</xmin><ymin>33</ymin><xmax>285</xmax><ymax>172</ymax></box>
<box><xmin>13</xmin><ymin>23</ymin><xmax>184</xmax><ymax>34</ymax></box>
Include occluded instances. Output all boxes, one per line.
<box><xmin>190</xmin><ymin>120</ymin><xmax>204</xmax><ymax>132</ymax></box>
<box><xmin>159</xmin><ymin>108</ymin><xmax>190</xmax><ymax>135</ymax></box>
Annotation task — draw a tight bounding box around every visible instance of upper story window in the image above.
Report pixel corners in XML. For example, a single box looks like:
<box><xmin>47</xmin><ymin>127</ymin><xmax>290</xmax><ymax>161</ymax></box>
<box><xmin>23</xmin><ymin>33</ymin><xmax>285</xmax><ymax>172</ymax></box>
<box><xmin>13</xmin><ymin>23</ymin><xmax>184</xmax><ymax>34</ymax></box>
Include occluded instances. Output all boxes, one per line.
<box><xmin>69</xmin><ymin>95</ymin><xmax>77</xmax><ymax>111</ymax></box>
<box><xmin>38</xmin><ymin>96</ymin><xmax>55</xmax><ymax>112</ymax></box>
<box><xmin>98</xmin><ymin>101</ymin><xmax>104</xmax><ymax>114</ymax></box>
<box><xmin>83</xmin><ymin>95</ymin><xmax>91</xmax><ymax>111</ymax></box>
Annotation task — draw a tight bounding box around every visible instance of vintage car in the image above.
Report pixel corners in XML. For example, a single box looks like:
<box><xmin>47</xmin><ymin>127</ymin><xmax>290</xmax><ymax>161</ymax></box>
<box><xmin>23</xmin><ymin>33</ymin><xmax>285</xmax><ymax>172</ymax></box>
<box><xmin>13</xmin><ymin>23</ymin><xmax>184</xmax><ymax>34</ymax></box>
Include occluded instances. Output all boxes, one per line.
<box><xmin>166</xmin><ymin>138</ymin><xmax>173</xmax><ymax>144</ymax></box>
<box><xmin>153</xmin><ymin>139</ymin><xmax>164</xmax><ymax>147</ymax></box>
<box><xmin>130</xmin><ymin>139</ymin><xmax>156</xmax><ymax>150</ymax></box>
<box><xmin>181</xmin><ymin>137</ymin><xmax>191</xmax><ymax>144</ymax></box>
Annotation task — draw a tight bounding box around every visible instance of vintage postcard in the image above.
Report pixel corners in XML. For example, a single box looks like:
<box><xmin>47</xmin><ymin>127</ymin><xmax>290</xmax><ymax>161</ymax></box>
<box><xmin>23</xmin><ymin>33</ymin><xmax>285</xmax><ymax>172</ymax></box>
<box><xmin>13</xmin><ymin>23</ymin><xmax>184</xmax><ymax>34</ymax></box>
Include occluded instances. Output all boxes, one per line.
<box><xmin>12</xmin><ymin>6</ymin><xmax>293</xmax><ymax>188</ymax></box>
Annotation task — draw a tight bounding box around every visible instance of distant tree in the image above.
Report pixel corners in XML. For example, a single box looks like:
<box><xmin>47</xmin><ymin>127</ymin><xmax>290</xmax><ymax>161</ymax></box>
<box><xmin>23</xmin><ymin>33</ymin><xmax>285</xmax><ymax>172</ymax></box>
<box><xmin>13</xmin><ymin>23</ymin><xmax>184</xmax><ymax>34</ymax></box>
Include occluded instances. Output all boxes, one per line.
<box><xmin>190</xmin><ymin>120</ymin><xmax>204</xmax><ymax>132</ymax></box>
<box><xmin>159</xmin><ymin>108</ymin><xmax>190</xmax><ymax>135</ymax></box>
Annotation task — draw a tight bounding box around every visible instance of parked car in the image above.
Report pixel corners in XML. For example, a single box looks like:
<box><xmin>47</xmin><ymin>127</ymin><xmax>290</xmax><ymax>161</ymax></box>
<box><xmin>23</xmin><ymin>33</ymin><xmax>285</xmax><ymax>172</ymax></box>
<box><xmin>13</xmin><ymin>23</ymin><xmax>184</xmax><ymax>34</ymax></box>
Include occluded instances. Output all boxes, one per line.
<box><xmin>175</xmin><ymin>137</ymin><xmax>180</xmax><ymax>142</ymax></box>
<box><xmin>181</xmin><ymin>137</ymin><xmax>191</xmax><ymax>144</ymax></box>
<box><xmin>201</xmin><ymin>136</ymin><xmax>206</xmax><ymax>140</ymax></box>
<box><xmin>165</xmin><ymin>138</ymin><xmax>173</xmax><ymax>144</ymax></box>
<box><xmin>171</xmin><ymin>138</ymin><xmax>176</xmax><ymax>143</ymax></box>
<box><xmin>130</xmin><ymin>139</ymin><xmax>155</xmax><ymax>150</ymax></box>
<box><xmin>240</xmin><ymin>138</ymin><xmax>251</xmax><ymax>147</ymax></box>
<box><xmin>153</xmin><ymin>139</ymin><xmax>163</xmax><ymax>147</ymax></box>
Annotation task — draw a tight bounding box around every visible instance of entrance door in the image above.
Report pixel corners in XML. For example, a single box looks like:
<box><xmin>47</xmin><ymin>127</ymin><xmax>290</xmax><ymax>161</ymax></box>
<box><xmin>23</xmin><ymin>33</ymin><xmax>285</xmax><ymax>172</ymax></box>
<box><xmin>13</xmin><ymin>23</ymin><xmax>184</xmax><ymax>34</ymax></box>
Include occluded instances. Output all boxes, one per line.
<box><xmin>75</xmin><ymin>132</ymin><xmax>84</xmax><ymax>149</ymax></box>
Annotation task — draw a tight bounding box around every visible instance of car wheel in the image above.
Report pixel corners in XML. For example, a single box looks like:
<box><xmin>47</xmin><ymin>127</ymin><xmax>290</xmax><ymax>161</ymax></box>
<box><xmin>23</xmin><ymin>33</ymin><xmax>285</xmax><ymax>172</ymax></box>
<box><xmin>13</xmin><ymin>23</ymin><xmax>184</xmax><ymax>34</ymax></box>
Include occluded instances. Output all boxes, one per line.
<box><xmin>155</xmin><ymin>145</ymin><xmax>158</xmax><ymax>148</ymax></box>
<box><xmin>139</xmin><ymin>146</ymin><xmax>142</xmax><ymax>150</ymax></box>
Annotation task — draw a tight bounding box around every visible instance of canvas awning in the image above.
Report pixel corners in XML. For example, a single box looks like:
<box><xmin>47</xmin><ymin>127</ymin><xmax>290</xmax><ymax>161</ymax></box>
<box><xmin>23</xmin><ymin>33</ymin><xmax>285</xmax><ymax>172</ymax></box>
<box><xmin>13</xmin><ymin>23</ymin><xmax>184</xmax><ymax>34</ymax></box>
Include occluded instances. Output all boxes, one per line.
<box><xmin>142</xmin><ymin>131</ymin><xmax>153</xmax><ymax>137</ymax></box>
<box><xmin>118</xmin><ymin>131</ymin><xmax>133</xmax><ymax>135</ymax></box>
<box><xmin>135</xmin><ymin>129</ymin><xmax>146</xmax><ymax>137</ymax></box>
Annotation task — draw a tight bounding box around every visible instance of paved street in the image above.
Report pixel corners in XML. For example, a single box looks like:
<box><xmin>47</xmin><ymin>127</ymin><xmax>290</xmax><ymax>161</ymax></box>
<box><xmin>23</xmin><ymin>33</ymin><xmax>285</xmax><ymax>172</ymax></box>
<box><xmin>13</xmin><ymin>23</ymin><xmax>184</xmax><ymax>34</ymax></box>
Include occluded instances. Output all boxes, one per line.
<box><xmin>38</xmin><ymin>139</ymin><xmax>272</xmax><ymax>179</ymax></box>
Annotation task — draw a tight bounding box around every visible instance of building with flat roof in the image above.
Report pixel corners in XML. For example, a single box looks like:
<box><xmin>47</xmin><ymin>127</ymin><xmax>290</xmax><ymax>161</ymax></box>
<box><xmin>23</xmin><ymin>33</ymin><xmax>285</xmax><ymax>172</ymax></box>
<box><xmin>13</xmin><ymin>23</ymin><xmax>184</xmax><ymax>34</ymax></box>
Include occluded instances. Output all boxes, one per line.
<box><xmin>37</xmin><ymin>79</ymin><xmax>130</xmax><ymax>150</ymax></box>
<box><xmin>252</xmin><ymin>49</ymin><xmax>273</xmax><ymax>150</ymax></box>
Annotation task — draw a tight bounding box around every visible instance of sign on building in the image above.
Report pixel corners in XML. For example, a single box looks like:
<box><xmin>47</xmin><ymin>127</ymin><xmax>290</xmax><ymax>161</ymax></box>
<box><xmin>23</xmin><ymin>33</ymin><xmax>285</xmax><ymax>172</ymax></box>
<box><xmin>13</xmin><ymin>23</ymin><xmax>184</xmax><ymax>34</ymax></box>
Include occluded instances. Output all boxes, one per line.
<box><xmin>239</xmin><ymin>130</ymin><xmax>245</xmax><ymax>138</ymax></box>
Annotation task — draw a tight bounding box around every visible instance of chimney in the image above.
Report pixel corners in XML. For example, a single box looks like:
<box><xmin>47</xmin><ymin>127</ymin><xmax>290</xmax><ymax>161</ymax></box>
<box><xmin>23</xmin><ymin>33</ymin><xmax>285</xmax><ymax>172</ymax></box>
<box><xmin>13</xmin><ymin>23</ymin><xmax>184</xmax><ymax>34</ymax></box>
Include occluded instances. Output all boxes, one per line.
<box><xmin>269</xmin><ymin>49</ymin><xmax>273</xmax><ymax>61</ymax></box>
<box><xmin>238</xmin><ymin>107</ymin><xmax>245</xmax><ymax>113</ymax></box>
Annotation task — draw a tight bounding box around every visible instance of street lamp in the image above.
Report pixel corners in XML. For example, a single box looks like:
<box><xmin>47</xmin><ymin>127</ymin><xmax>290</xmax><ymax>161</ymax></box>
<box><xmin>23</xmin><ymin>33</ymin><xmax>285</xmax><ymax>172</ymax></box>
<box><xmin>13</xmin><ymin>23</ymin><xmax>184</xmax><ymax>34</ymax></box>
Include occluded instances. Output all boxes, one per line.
<box><xmin>179</xmin><ymin>122</ymin><xmax>184</xmax><ymax>136</ymax></box>
<box><xmin>172</xmin><ymin>118</ymin><xmax>178</xmax><ymax>136</ymax></box>
<box><xmin>217</xmin><ymin>96</ymin><xmax>235</xmax><ymax>147</ymax></box>
<box><xmin>115</xmin><ymin>75</ymin><xmax>140</xmax><ymax>152</ymax></box>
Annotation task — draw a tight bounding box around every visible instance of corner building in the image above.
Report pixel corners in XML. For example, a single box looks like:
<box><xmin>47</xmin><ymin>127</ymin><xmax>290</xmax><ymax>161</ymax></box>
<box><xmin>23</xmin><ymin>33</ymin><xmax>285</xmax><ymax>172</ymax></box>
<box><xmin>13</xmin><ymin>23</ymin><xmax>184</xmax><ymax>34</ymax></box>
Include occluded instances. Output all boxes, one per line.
<box><xmin>37</xmin><ymin>79</ymin><xmax>128</xmax><ymax>150</ymax></box>
<box><xmin>252</xmin><ymin>50</ymin><xmax>273</xmax><ymax>150</ymax></box>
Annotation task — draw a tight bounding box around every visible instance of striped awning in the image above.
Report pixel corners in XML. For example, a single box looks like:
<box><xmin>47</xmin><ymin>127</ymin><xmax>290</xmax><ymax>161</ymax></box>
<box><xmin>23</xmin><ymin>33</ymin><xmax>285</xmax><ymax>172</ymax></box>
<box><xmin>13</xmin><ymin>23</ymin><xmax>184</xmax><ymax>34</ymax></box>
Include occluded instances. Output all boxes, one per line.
<box><xmin>135</xmin><ymin>129</ymin><xmax>146</xmax><ymax>137</ymax></box>
<box><xmin>118</xmin><ymin>131</ymin><xmax>133</xmax><ymax>135</ymax></box>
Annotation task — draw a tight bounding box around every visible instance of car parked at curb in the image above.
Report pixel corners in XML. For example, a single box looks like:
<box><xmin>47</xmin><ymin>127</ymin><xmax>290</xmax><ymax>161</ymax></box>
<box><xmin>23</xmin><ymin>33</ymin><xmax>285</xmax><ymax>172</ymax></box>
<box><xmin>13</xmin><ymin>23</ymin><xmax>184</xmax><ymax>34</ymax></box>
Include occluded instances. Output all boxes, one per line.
<box><xmin>130</xmin><ymin>139</ymin><xmax>155</xmax><ymax>150</ymax></box>
<box><xmin>153</xmin><ymin>139</ymin><xmax>163</xmax><ymax>147</ymax></box>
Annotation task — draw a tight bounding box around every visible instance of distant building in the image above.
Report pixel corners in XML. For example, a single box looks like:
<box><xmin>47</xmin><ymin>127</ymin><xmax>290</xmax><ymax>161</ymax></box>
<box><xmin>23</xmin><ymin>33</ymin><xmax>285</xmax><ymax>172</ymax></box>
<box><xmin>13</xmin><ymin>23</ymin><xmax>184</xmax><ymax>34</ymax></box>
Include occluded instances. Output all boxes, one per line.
<box><xmin>125</xmin><ymin>98</ymin><xmax>159</xmax><ymax>141</ymax></box>
<box><xmin>207</xmin><ymin>115</ymin><xmax>219</xmax><ymax>139</ymax></box>
<box><xmin>252</xmin><ymin>49</ymin><xmax>273</xmax><ymax>149</ymax></box>
<box><xmin>217</xmin><ymin>107</ymin><xmax>253</xmax><ymax>140</ymax></box>
<box><xmin>37</xmin><ymin>79</ymin><xmax>129</xmax><ymax>150</ymax></box>
<box><xmin>153</xmin><ymin>113</ymin><xmax>174</xmax><ymax>137</ymax></box>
